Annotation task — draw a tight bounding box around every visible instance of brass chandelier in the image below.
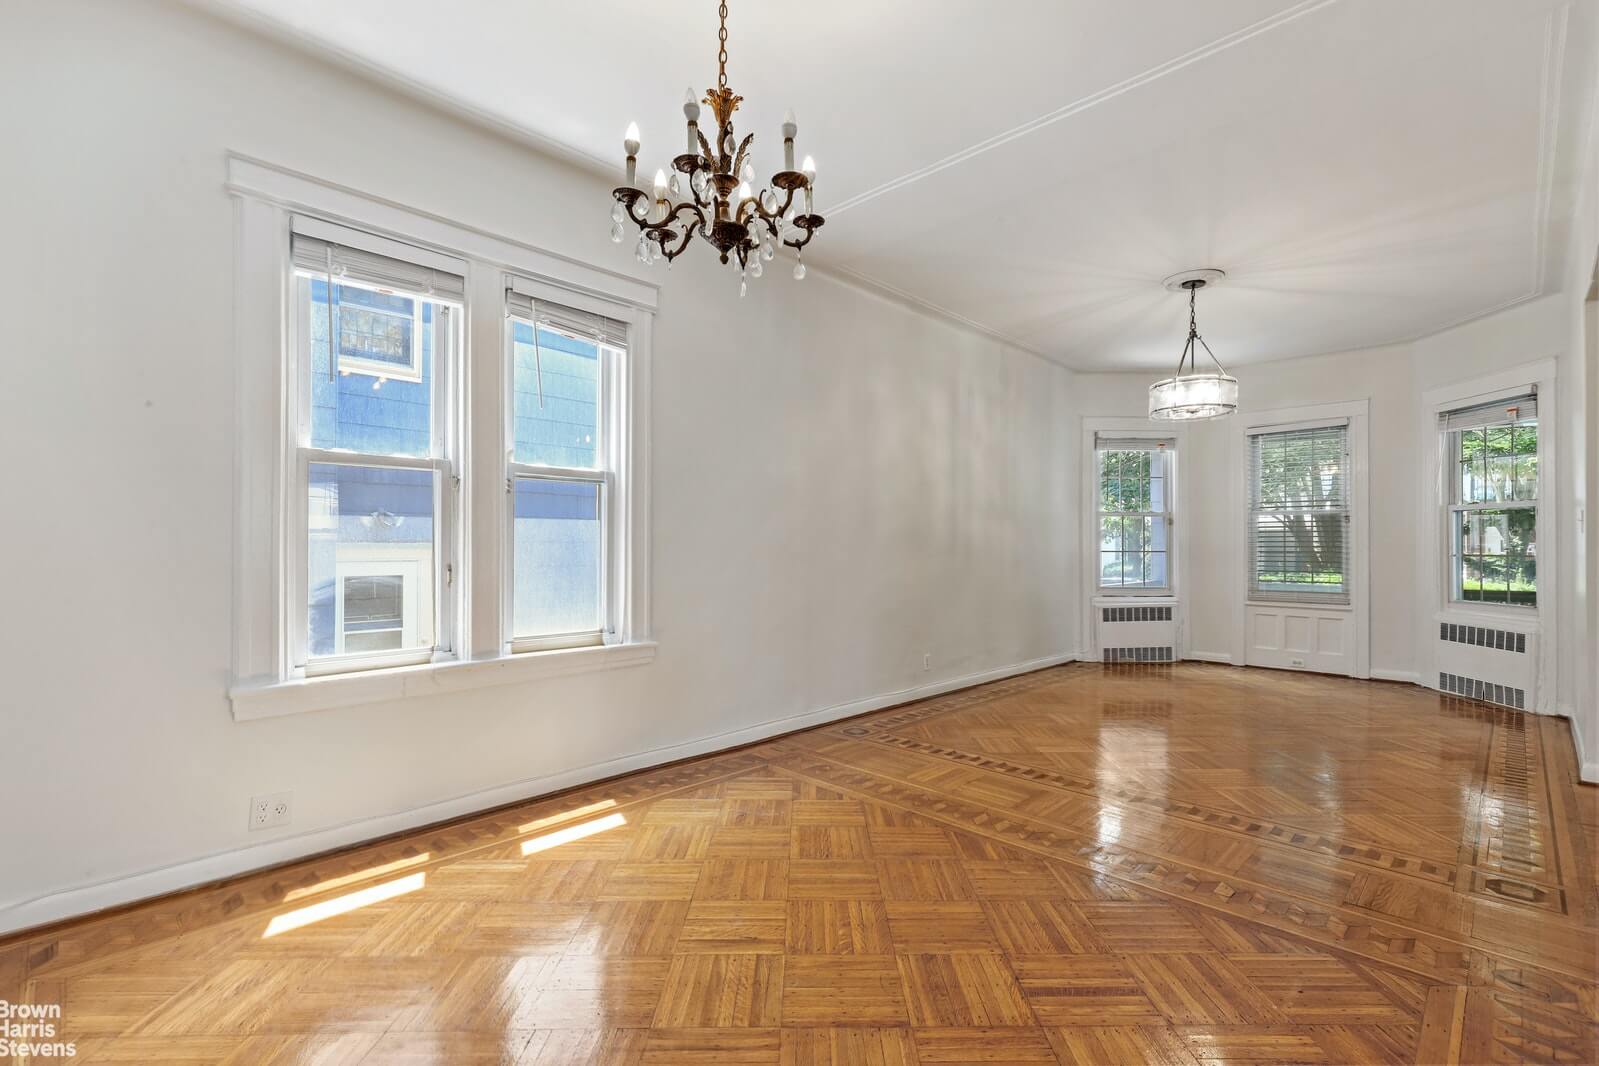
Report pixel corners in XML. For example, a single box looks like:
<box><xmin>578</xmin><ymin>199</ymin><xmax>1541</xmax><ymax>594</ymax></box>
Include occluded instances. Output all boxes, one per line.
<box><xmin>610</xmin><ymin>0</ymin><xmax>823</xmax><ymax>295</ymax></box>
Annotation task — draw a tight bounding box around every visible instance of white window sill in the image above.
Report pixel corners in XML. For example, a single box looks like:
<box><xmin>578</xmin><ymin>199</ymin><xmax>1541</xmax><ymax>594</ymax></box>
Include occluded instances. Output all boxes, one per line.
<box><xmin>1093</xmin><ymin>593</ymin><xmax>1177</xmax><ymax>606</ymax></box>
<box><xmin>1434</xmin><ymin>606</ymin><xmax>1540</xmax><ymax>632</ymax></box>
<box><xmin>229</xmin><ymin>641</ymin><xmax>657</xmax><ymax>722</ymax></box>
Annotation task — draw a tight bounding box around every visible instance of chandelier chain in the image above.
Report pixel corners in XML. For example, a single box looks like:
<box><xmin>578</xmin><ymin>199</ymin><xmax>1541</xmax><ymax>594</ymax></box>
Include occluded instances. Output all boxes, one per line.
<box><xmin>717</xmin><ymin>1</ymin><xmax>729</xmax><ymax>90</ymax></box>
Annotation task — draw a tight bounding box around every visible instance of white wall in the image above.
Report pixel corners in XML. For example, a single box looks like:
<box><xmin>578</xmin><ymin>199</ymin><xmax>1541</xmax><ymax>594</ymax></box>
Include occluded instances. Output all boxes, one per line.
<box><xmin>0</xmin><ymin>1</ymin><xmax>1077</xmax><ymax>930</ymax></box>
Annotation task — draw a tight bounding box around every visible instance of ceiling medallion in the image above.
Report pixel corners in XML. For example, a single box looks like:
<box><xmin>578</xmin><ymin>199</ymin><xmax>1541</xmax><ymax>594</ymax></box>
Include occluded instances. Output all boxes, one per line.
<box><xmin>1148</xmin><ymin>268</ymin><xmax>1238</xmax><ymax>421</ymax></box>
<box><xmin>610</xmin><ymin>0</ymin><xmax>823</xmax><ymax>296</ymax></box>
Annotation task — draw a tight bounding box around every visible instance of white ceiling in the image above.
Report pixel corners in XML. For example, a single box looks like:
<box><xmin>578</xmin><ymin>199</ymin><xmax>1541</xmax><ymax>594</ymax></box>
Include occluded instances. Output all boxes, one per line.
<box><xmin>205</xmin><ymin>0</ymin><xmax>1597</xmax><ymax>369</ymax></box>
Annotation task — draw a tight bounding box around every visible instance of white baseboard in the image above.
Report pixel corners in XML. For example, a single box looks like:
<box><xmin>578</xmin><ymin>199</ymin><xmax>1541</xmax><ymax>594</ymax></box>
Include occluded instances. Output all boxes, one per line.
<box><xmin>1184</xmin><ymin>651</ymin><xmax>1233</xmax><ymax>664</ymax></box>
<box><xmin>1563</xmin><ymin>706</ymin><xmax>1596</xmax><ymax>783</ymax></box>
<box><xmin>0</xmin><ymin>650</ymin><xmax>1079</xmax><ymax>936</ymax></box>
<box><xmin>1371</xmin><ymin>669</ymin><xmax>1423</xmax><ymax>684</ymax></box>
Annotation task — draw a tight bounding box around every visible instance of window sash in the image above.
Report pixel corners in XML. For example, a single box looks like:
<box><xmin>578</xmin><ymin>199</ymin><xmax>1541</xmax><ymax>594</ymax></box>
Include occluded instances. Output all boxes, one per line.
<box><xmin>297</xmin><ymin>456</ymin><xmax>455</xmax><ymax>676</ymax></box>
<box><xmin>1441</xmin><ymin>394</ymin><xmax>1538</xmax><ymax>609</ymax></box>
<box><xmin>1447</xmin><ymin>424</ymin><xmax>1538</xmax><ymax>507</ymax></box>
<box><xmin>505</xmin><ymin>289</ymin><xmax>627</xmax><ymax>653</ymax></box>
<box><xmin>289</xmin><ymin>258</ymin><xmax>460</xmax><ymax>677</ymax></box>
<box><xmin>1095</xmin><ymin>443</ymin><xmax>1172</xmax><ymax>592</ymax></box>
<box><xmin>1247</xmin><ymin>424</ymin><xmax>1350</xmax><ymax>604</ymax></box>
<box><xmin>1448</xmin><ymin>506</ymin><xmax>1538</xmax><ymax>608</ymax></box>
<box><xmin>507</xmin><ymin>469</ymin><xmax>610</xmax><ymax>651</ymax></box>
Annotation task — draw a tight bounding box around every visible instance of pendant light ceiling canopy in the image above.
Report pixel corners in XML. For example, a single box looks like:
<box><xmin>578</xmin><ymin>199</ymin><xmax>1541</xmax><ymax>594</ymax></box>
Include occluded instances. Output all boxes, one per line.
<box><xmin>1148</xmin><ymin>268</ymin><xmax>1238</xmax><ymax>422</ymax></box>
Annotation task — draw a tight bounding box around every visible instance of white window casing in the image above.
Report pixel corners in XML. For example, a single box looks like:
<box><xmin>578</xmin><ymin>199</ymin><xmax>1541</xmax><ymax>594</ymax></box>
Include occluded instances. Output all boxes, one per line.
<box><xmin>226</xmin><ymin>155</ymin><xmax>657</xmax><ymax>720</ymax></box>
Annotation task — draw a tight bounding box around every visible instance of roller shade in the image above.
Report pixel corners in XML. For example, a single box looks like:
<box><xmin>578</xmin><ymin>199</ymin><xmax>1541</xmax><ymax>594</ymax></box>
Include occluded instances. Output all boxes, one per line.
<box><xmin>1247</xmin><ymin>422</ymin><xmax>1351</xmax><ymax>605</ymax></box>
<box><xmin>506</xmin><ymin>289</ymin><xmax>628</xmax><ymax>348</ymax></box>
<box><xmin>1439</xmin><ymin>392</ymin><xmax>1537</xmax><ymax>431</ymax></box>
<box><xmin>291</xmin><ymin>218</ymin><xmax>466</xmax><ymax>302</ymax></box>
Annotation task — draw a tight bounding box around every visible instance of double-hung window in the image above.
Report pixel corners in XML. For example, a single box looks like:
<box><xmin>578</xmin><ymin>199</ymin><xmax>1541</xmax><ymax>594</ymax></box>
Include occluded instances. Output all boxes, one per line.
<box><xmin>1247</xmin><ymin>421</ymin><xmax>1350</xmax><ymax>603</ymax></box>
<box><xmin>230</xmin><ymin>161</ymin><xmax>657</xmax><ymax>717</ymax></box>
<box><xmin>1442</xmin><ymin>393</ymin><xmax>1537</xmax><ymax>607</ymax></box>
<box><xmin>289</xmin><ymin>220</ymin><xmax>464</xmax><ymax>675</ymax></box>
<box><xmin>504</xmin><ymin>284</ymin><xmax>628</xmax><ymax>651</ymax></box>
<box><xmin>1096</xmin><ymin>439</ymin><xmax>1173</xmax><ymax>591</ymax></box>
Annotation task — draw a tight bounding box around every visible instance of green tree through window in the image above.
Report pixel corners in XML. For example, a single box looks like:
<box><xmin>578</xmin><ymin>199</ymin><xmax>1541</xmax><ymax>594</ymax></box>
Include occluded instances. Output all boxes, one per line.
<box><xmin>1450</xmin><ymin>412</ymin><xmax>1537</xmax><ymax>606</ymax></box>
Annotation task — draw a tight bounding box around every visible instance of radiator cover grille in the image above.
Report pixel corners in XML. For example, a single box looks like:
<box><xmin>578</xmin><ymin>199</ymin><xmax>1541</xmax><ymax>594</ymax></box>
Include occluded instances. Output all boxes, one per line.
<box><xmin>1439</xmin><ymin>671</ymin><xmax>1526</xmax><ymax>710</ymax></box>
<box><xmin>1439</xmin><ymin>622</ymin><xmax>1526</xmax><ymax>653</ymax></box>
<box><xmin>1102</xmin><ymin>606</ymin><xmax>1173</xmax><ymax>622</ymax></box>
<box><xmin>1104</xmin><ymin>646</ymin><xmax>1174</xmax><ymax>664</ymax></box>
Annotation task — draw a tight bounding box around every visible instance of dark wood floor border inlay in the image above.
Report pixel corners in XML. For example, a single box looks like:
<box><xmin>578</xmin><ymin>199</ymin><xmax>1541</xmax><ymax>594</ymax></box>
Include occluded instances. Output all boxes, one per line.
<box><xmin>855</xmin><ymin>729</ymin><xmax>1461</xmax><ymax>887</ymax></box>
<box><xmin>766</xmin><ymin>750</ymin><xmax>1494</xmax><ymax>985</ymax></box>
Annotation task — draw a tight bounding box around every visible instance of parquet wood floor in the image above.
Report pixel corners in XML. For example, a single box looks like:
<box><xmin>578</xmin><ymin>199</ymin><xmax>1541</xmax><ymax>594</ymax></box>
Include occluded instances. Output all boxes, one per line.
<box><xmin>4</xmin><ymin>663</ymin><xmax>1596</xmax><ymax>1064</ymax></box>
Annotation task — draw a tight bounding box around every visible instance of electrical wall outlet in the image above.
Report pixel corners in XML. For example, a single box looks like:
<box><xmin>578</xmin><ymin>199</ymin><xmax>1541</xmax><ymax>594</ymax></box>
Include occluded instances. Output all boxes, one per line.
<box><xmin>923</xmin><ymin>653</ymin><xmax>931</xmax><ymax>671</ymax></box>
<box><xmin>249</xmin><ymin>791</ymin><xmax>292</xmax><ymax>831</ymax></box>
<box><xmin>1289</xmin><ymin>657</ymin><xmax>1306</xmax><ymax>668</ymax></box>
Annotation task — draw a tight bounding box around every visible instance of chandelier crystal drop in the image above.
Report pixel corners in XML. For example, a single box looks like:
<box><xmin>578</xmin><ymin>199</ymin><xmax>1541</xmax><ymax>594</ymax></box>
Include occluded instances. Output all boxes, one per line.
<box><xmin>610</xmin><ymin>0</ymin><xmax>824</xmax><ymax>291</ymax></box>
<box><xmin>1148</xmin><ymin>270</ymin><xmax>1238</xmax><ymax>421</ymax></box>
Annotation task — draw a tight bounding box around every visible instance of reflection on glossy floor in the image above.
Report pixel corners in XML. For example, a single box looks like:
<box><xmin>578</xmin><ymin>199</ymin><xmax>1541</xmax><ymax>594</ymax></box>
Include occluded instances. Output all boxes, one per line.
<box><xmin>4</xmin><ymin>664</ymin><xmax>1596</xmax><ymax>1064</ymax></box>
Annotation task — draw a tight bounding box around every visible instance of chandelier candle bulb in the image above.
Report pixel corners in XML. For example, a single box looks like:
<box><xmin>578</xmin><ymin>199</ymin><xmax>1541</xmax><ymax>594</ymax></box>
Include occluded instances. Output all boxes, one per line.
<box><xmin>683</xmin><ymin>88</ymin><xmax>700</xmax><ymax>153</ymax></box>
<box><xmin>623</xmin><ymin>122</ymin><xmax>640</xmax><ymax>186</ymax></box>
<box><xmin>653</xmin><ymin>169</ymin><xmax>669</xmax><ymax>222</ymax></box>
<box><xmin>802</xmin><ymin>155</ymin><xmax>816</xmax><ymax>214</ymax></box>
<box><xmin>782</xmin><ymin>109</ymin><xmax>797</xmax><ymax>170</ymax></box>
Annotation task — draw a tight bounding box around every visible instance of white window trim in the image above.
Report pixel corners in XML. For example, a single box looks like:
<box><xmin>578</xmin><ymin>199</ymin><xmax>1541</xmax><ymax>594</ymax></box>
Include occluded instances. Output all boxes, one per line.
<box><xmin>502</xmin><ymin>275</ymin><xmax>635</xmax><ymax>655</ymax></box>
<box><xmin>1229</xmin><ymin>400</ymin><xmax>1370</xmax><ymax>677</ymax></box>
<box><xmin>1080</xmin><ymin>417</ymin><xmax>1188</xmax><ymax>658</ymax></box>
<box><xmin>1418</xmin><ymin>359</ymin><xmax>1557</xmax><ymax>710</ymax></box>
<box><xmin>226</xmin><ymin>154</ymin><xmax>657</xmax><ymax>721</ymax></box>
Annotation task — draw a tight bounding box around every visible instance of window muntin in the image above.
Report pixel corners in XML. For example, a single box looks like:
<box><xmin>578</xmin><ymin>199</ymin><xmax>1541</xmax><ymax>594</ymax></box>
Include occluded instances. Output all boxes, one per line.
<box><xmin>1096</xmin><ymin>443</ymin><xmax>1171</xmax><ymax>591</ymax></box>
<box><xmin>505</xmin><ymin>294</ymin><xmax>625</xmax><ymax>650</ymax></box>
<box><xmin>293</xmin><ymin>245</ymin><xmax>460</xmax><ymax>676</ymax></box>
<box><xmin>1247</xmin><ymin>424</ymin><xmax>1350</xmax><ymax>603</ymax></box>
<box><xmin>1446</xmin><ymin>399</ymin><xmax>1537</xmax><ymax>607</ymax></box>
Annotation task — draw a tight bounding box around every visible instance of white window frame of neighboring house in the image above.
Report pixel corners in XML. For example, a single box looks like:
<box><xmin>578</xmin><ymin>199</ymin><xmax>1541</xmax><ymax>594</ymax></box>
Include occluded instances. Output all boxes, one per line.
<box><xmin>1441</xmin><ymin>393</ymin><xmax>1540</xmax><ymax>611</ymax></box>
<box><xmin>1094</xmin><ymin>438</ymin><xmax>1175</xmax><ymax>595</ymax></box>
<box><xmin>333</xmin><ymin>287</ymin><xmax>426</xmax><ymax>383</ymax></box>
<box><xmin>502</xmin><ymin>277</ymin><xmax>634</xmax><ymax>655</ymax></box>
<box><xmin>226</xmin><ymin>155</ymin><xmax>658</xmax><ymax>721</ymax></box>
<box><xmin>334</xmin><ymin>556</ymin><xmax>428</xmax><ymax>656</ymax></box>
